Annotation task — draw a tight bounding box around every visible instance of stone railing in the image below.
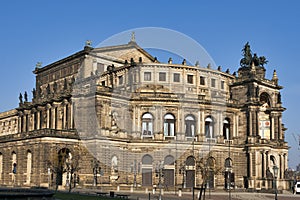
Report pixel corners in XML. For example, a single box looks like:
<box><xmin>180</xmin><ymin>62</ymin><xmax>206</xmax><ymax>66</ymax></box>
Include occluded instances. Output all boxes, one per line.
<box><xmin>0</xmin><ymin>128</ymin><xmax>79</xmax><ymax>142</ymax></box>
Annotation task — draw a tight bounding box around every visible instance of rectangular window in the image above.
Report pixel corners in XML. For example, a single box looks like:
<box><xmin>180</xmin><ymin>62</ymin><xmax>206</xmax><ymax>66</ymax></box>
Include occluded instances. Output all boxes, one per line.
<box><xmin>159</xmin><ymin>72</ymin><xmax>166</xmax><ymax>81</ymax></box>
<box><xmin>211</xmin><ymin>78</ymin><xmax>216</xmax><ymax>87</ymax></box>
<box><xmin>144</xmin><ymin>72</ymin><xmax>151</xmax><ymax>81</ymax></box>
<box><xmin>200</xmin><ymin>76</ymin><xmax>205</xmax><ymax>85</ymax></box>
<box><xmin>221</xmin><ymin>80</ymin><xmax>225</xmax><ymax>89</ymax></box>
<box><xmin>101</xmin><ymin>81</ymin><xmax>106</xmax><ymax>86</ymax></box>
<box><xmin>173</xmin><ymin>73</ymin><xmax>180</xmax><ymax>82</ymax></box>
<box><xmin>119</xmin><ymin>76</ymin><xmax>123</xmax><ymax>85</ymax></box>
<box><xmin>187</xmin><ymin>75</ymin><xmax>193</xmax><ymax>84</ymax></box>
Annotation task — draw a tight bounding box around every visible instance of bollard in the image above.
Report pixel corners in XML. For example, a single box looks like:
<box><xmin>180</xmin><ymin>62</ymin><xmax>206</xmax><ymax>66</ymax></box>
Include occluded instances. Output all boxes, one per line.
<box><xmin>153</xmin><ymin>188</ymin><xmax>155</xmax><ymax>194</ymax></box>
<box><xmin>117</xmin><ymin>185</ymin><xmax>120</xmax><ymax>191</ymax></box>
<box><xmin>130</xmin><ymin>185</ymin><xmax>134</xmax><ymax>192</ymax></box>
<box><xmin>178</xmin><ymin>188</ymin><xmax>182</xmax><ymax>197</ymax></box>
<box><xmin>149</xmin><ymin>192</ymin><xmax>151</xmax><ymax>200</ymax></box>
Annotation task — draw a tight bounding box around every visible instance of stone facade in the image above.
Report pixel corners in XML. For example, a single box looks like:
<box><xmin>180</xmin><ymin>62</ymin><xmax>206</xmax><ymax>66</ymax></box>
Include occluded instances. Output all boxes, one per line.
<box><xmin>0</xmin><ymin>40</ymin><xmax>289</xmax><ymax>191</ymax></box>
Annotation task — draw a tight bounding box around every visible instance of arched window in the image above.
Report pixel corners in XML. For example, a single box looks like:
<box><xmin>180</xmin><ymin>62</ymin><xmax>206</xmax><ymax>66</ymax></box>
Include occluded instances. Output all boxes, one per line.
<box><xmin>270</xmin><ymin>155</ymin><xmax>276</xmax><ymax>166</ymax></box>
<box><xmin>164</xmin><ymin>155</ymin><xmax>175</xmax><ymax>165</ymax></box>
<box><xmin>225</xmin><ymin>158</ymin><xmax>232</xmax><ymax>168</ymax></box>
<box><xmin>223</xmin><ymin>118</ymin><xmax>231</xmax><ymax>140</ymax></box>
<box><xmin>185</xmin><ymin>115</ymin><xmax>196</xmax><ymax>137</ymax></box>
<box><xmin>142</xmin><ymin>113</ymin><xmax>153</xmax><ymax>136</ymax></box>
<box><xmin>142</xmin><ymin>154</ymin><xmax>153</xmax><ymax>165</ymax></box>
<box><xmin>186</xmin><ymin>156</ymin><xmax>195</xmax><ymax>166</ymax></box>
<box><xmin>12</xmin><ymin>151</ymin><xmax>17</xmax><ymax>174</ymax></box>
<box><xmin>260</xmin><ymin>92</ymin><xmax>271</xmax><ymax>106</ymax></box>
<box><xmin>164</xmin><ymin>114</ymin><xmax>175</xmax><ymax>136</ymax></box>
<box><xmin>205</xmin><ymin>116</ymin><xmax>214</xmax><ymax>138</ymax></box>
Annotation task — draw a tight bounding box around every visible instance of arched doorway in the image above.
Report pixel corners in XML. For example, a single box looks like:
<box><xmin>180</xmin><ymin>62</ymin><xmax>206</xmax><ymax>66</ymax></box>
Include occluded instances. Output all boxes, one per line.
<box><xmin>163</xmin><ymin>155</ymin><xmax>175</xmax><ymax>188</ymax></box>
<box><xmin>207</xmin><ymin>157</ymin><xmax>215</xmax><ymax>189</ymax></box>
<box><xmin>142</xmin><ymin>154</ymin><xmax>153</xmax><ymax>186</ymax></box>
<box><xmin>224</xmin><ymin>158</ymin><xmax>234</xmax><ymax>189</ymax></box>
<box><xmin>56</xmin><ymin>148</ymin><xmax>71</xmax><ymax>187</ymax></box>
<box><xmin>185</xmin><ymin>156</ymin><xmax>195</xmax><ymax>188</ymax></box>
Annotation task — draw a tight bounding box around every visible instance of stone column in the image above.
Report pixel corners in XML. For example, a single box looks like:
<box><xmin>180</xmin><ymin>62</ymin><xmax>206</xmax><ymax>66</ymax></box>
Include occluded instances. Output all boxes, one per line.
<box><xmin>37</xmin><ymin>110</ymin><xmax>40</xmax><ymax>130</ymax></box>
<box><xmin>62</xmin><ymin>100</ymin><xmax>68</xmax><ymax>130</ymax></box>
<box><xmin>18</xmin><ymin>114</ymin><xmax>22</xmax><ymax>133</ymax></box>
<box><xmin>261</xmin><ymin>151</ymin><xmax>265</xmax><ymax>178</ymax></box>
<box><xmin>248</xmin><ymin>110</ymin><xmax>253</xmax><ymax>136</ymax></box>
<box><xmin>249</xmin><ymin>152</ymin><xmax>252</xmax><ymax>177</ymax></box>
<box><xmin>46</xmin><ymin>104</ymin><xmax>51</xmax><ymax>129</ymax></box>
<box><xmin>137</xmin><ymin>105</ymin><xmax>140</xmax><ymax>137</ymax></box>
<box><xmin>70</xmin><ymin>103</ymin><xmax>74</xmax><ymax>129</ymax></box>
<box><xmin>23</xmin><ymin>114</ymin><xmax>27</xmax><ymax>132</ymax></box>
<box><xmin>270</xmin><ymin>113</ymin><xmax>276</xmax><ymax>140</ymax></box>
<box><xmin>201</xmin><ymin>110</ymin><xmax>205</xmax><ymax>136</ymax></box>
<box><xmin>197</xmin><ymin>110</ymin><xmax>201</xmax><ymax>140</ymax></box>
<box><xmin>278</xmin><ymin>116</ymin><xmax>282</xmax><ymax>140</ymax></box>
<box><xmin>217</xmin><ymin>111</ymin><xmax>222</xmax><ymax>137</ymax></box>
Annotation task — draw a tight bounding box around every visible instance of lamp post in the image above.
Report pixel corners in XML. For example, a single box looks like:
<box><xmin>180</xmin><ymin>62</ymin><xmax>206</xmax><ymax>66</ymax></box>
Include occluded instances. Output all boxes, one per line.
<box><xmin>225</xmin><ymin>165</ymin><xmax>232</xmax><ymax>200</ymax></box>
<box><xmin>156</xmin><ymin>161</ymin><xmax>164</xmax><ymax>200</ymax></box>
<box><xmin>273</xmin><ymin>165</ymin><xmax>278</xmax><ymax>200</ymax></box>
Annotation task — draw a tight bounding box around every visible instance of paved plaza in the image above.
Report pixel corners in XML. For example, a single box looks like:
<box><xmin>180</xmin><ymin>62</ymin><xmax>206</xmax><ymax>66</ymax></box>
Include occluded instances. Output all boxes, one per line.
<box><xmin>72</xmin><ymin>188</ymin><xmax>300</xmax><ymax>200</ymax></box>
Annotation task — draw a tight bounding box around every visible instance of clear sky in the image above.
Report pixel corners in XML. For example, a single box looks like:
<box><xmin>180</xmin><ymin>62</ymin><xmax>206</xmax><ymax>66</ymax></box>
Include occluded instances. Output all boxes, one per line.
<box><xmin>1</xmin><ymin>1</ymin><xmax>300</xmax><ymax>168</ymax></box>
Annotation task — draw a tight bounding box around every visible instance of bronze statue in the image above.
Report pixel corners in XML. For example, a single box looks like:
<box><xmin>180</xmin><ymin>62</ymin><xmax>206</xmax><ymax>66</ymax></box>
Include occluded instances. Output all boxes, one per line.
<box><xmin>240</xmin><ymin>42</ymin><xmax>268</xmax><ymax>67</ymax></box>
<box><xmin>19</xmin><ymin>93</ymin><xmax>23</xmax><ymax>104</ymax></box>
<box><xmin>24</xmin><ymin>91</ymin><xmax>28</xmax><ymax>102</ymax></box>
<box><xmin>32</xmin><ymin>88</ymin><xmax>36</xmax><ymax>99</ymax></box>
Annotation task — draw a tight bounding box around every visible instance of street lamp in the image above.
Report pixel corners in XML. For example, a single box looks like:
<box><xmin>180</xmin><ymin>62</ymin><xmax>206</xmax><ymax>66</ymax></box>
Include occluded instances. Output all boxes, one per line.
<box><xmin>156</xmin><ymin>161</ymin><xmax>164</xmax><ymax>200</ymax></box>
<box><xmin>273</xmin><ymin>165</ymin><xmax>278</xmax><ymax>200</ymax></box>
<box><xmin>225</xmin><ymin>165</ymin><xmax>232</xmax><ymax>200</ymax></box>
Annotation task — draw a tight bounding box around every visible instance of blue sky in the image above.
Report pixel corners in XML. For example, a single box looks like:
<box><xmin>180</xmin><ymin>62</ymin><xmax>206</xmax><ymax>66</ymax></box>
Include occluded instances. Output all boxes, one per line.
<box><xmin>1</xmin><ymin>1</ymin><xmax>300</xmax><ymax>168</ymax></box>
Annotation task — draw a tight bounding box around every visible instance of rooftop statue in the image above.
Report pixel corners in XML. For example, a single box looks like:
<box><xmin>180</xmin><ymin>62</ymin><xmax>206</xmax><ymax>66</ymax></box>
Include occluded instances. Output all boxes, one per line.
<box><xmin>240</xmin><ymin>42</ymin><xmax>268</xmax><ymax>67</ymax></box>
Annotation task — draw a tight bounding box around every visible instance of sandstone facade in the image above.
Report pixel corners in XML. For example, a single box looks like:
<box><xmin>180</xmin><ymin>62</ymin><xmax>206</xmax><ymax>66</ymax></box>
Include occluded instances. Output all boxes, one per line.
<box><xmin>0</xmin><ymin>40</ymin><xmax>289</xmax><ymax>191</ymax></box>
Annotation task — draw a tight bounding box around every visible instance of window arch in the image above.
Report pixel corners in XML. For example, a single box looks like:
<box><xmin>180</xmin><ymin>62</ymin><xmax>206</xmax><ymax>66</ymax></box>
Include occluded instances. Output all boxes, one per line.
<box><xmin>225</xmin><ymin>158</ymin><xmax>232</xmax><ymax>168</ymax></box>
<box><xmin>260</xmin><ymin>92</ymin><xmax>271</xmax><ymax>106</ymax></box>
<box><xmin>270</xmin><ymin>155</ymin><xmax>276</xmax><ymax>166</ymax></box>
<box><xmin>223</xmin><ymin>118</ymin><xmax>231</xmax><ymax>140</ymax></box>
<box><xmin>164</xmin><ymin>155</ymin><xmax>175</xmax><ymax>165</ymax></box>
<box><xmin>142</xmin><ymin>154</ymin><xmax>153</xmax><ymax>165</ymax></box>
<box><xmin>164</xmin><ymin>114</ymin><xmax>175</xmax><ymax>136</ymax></box>
<box><xmin>142</xmin><ymin>113</ymin><xmax>153</xmax><ymax>136</ymax></box>
<box><xmin>205</xmin><ymin>116</ymin><xmax>214</xmax><ymax>138</ymax></box>
<box><xmin>186</xmin><ymin>156</ymin><xmax>195</xmax><ymax>166</ymax></box>
<box><xmin>185</xmin><ymin>115</ymin><xmax>196</xmax><ymax>137</ymax></box>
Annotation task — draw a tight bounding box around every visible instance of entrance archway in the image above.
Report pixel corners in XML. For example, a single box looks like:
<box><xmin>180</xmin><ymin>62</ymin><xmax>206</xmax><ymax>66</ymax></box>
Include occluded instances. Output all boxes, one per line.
<box><xmin>185</xmin><ymin>156</ymin><xmax>195</xmax><ymax>188</ymax></box>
